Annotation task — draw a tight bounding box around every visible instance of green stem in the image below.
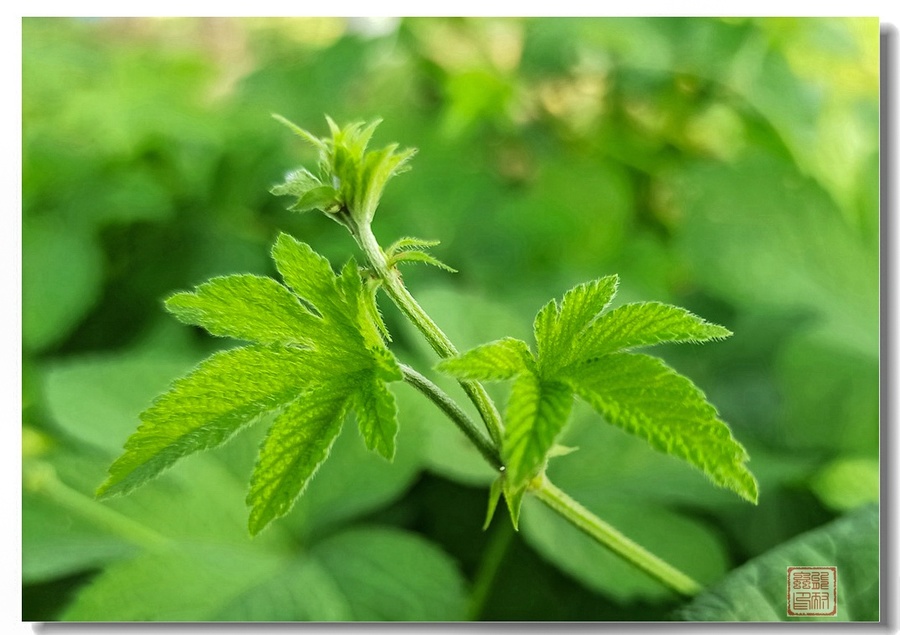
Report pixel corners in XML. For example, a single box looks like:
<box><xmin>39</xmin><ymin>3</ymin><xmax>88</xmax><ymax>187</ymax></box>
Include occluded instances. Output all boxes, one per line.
<box><xmin>353</xmin><ymin>222</ymin><xmax>505</xmax><ymax>448</ymax></box>
<box><xmin>467</xmin><ymin>519</ymin><xmax>515</xmax><ymax>620</ymax></box>
<box><xmin>348</xmin><ymin>219</ymin><xmax>701</xmax><ymax>599</ymax></box>
<box><xmin>532</xmin><ymin>476</ymin><xmax>702</xmax><ymax>597</ymax></box>
<box><xmin>400</xmin><ymin>363</ymin><xmax>502</xmax><ymax>471</ymax></box>
<box><xmin>26</xmin><ymin>462</ymin><xmax>169</xmax><ymax>550</ymax></box>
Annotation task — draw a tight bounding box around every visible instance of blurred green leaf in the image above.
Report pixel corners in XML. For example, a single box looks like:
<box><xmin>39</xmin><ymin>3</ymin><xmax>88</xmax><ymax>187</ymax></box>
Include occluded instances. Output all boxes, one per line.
<box><xmin>775</xmin><ymin>330</ymin><xmax>879</xmax><ymax>455</ymax></box>
<box><xmin>61</xmin><ymin>543</ymin><xmax>333</xmax><ymax>621</ymax></box>
<box><xmin>406</xmin><ymin>286</ymin><xmax>532</xmax><ymax>355</ymax></box>
<box><xmin>677</xmin><ymin>504</ymin><xmax>878</xmax><ymax>621</ymax></box>
<box><xmin>545</xmin><ymin>403</ymin><xmax>753</xmax><ymax>510</ymax></box>
<box><xmin>809</xmin><ymin>457</ymin><xmax>879</xmax><ymax>513</ymax></box>
<box><xmin>62</xmin><ymin>526</ymin><xmax>467</xmax><ymax>621</ymax></box>
<box><xmin>43</xmin><ymin>352</ymin><xmax>196</xmax><ymax>454</ymax></box>
<box><xmin>22</xmin><ymin>217</ymin><xmax>104</xmax><ymax>352</ymax></box>
<box><xmin>313</xmin><ymin>526</ymin><xmax>468</xmax><ymax>620</ymax></box>
<box><xmin>672</xmin><ymin>153</ymin><xmax>878</xmax><ymax>358</ymax></box>
<box><xmin>22</xmin><ymin>494</ymin><xmax>137</xmax><ymax>584</ymax></box>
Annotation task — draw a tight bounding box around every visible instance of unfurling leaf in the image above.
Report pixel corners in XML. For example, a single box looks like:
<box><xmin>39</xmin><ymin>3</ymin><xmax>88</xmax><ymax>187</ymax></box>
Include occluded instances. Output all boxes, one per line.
<box><xmin>99</xmin><ymin>233</ymin><xmax>404</xmax><ymax>535</ymax></box>
<box><xmin>385</xmin><ymin>236</ymin><xmax>456</xmax><ymax>272</ymax></box>
<box><xmin>389</xmin><ymin>249</ymin><xmax>457</xmax><ymax>273</ymax></box>
<box><xmin>271</xmin><ymin>115</ymin><xmax>416</xmax><ymax>225</ymax></box>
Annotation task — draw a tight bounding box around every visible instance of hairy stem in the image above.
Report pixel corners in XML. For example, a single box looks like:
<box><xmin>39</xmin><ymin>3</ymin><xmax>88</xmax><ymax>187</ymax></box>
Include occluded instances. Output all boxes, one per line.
<box><xmin>532</xmin><ymin>476</ymin><xmax>702</xmax><ymax>597</ymax></box>
<box><xmin>400</xmin><ymin>363</ymin><xmax>502</xmax><ymax>471</ymax></box>
<box><xmin>350</xmin><ymin>219</ymin><xmax>701</xmax><ymax>598</ymax></box>
<box><xmin>353</xmin><ymin>222</ymin><xmax>505</xmax><ymax>447</ymax></box>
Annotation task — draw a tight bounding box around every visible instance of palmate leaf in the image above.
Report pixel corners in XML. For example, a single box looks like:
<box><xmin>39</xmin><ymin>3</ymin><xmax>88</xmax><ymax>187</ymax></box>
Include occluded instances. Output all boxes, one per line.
<box><xmin>98</xmin><ymin>233</ymin><xmax>403</xmax><ymax>535</ymax></box>
<box><xmin>438</xmin><ymin>276</ymin><xmax>757</xmax><ymax>508</ymax></box>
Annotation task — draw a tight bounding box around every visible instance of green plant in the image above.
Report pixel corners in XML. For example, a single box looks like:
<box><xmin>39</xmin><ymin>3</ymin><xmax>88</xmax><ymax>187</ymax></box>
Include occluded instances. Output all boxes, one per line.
<box><xmin>96</xmin><ymin>115</ymin><xmax>758</xmax><ymax>598</ymax></box>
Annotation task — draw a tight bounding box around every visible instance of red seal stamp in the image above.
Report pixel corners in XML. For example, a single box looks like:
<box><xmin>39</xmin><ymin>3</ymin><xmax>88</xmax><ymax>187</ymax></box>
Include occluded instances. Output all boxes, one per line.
<box><xmin>787</xmin><ymin>566</ymin><xmax>837</xmax><ymax>617</ymax></box>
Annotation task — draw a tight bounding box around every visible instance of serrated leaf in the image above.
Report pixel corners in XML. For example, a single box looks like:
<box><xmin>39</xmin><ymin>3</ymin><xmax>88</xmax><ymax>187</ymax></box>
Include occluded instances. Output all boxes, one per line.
<box><xmin>336</xmin><ymin>259</ymin><xmax>379</xmax><ymax>347</ymax></box>
<box><xmin>577</xmin><ymin>301</ymin><xmax>732</xmax><ymax>360</ymax></box>
<box><xmin>362</xmin><ymin>276</ymin><xmax>391</xmax><ymax>342</ymax></box>
<box><xmin>535</xmin><ymin>275</ymin><xmax>619</xmax><ymax>373</ymax></box>
<box><xmin>271</xmin><ymin>233</ymin><xmax>348</xmax><ymax>324</ymax></box>
<box><xmin>100</xmin><ymin>233</ymin><xmax>406</xmax><ymax>535</ymax></box>
<box><xmin>353</xmin><ymin>375</ymin><xmax>399</xmax><ymax>460</ymax></box>
<box><xmin>165</xmin><ymin>274</ymin><xmax>322</xmax><ymax>347</ymax></box>
<box><xmin>562</xmin><ymin>352</ymin><xmax>758</xmax><ymax>503</ymax></box>
<box><xmin>355</xmin><ymin>144</ymin><xmax>417</xmax><ymax>221</ymax></box>
<box><xmin>246</xmin><ymin>389</ymin><xmax>351</xmax><ymax>536</ymax></box>
<box><xmin>97</xmin><ymin>345</ymin><xmax>318</xmax><ymax>500</ymax></box>
<box><xmin>503</xmin><ymin>373</ymin><xmax>575</xmax><ymax>489</ymax></box>
<box><xmin>436</xmin><ymin>337</ymin><xmax>532</xmax><ymax>381</ymax></box>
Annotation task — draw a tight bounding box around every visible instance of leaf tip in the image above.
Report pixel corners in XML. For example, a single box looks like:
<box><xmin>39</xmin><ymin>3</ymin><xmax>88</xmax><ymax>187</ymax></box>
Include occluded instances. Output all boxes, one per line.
<box><xmin>94</xmin><ymin>476</ymin><xmax>124</xmax><ymax>502</ymax></box>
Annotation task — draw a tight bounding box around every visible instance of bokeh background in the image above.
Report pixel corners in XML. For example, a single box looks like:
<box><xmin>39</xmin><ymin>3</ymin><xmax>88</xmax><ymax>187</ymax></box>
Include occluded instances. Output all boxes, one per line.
<box><xmin>22</xmin><ymin>17</ymin><xmax>880</xmax><ymax>621</ymax></box>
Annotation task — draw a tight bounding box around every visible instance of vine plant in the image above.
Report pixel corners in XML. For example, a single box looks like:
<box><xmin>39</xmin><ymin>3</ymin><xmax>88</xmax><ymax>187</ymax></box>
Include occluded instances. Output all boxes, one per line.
<box><xmin>97</xmin><ymin>116</ymin><xmax>759</xmax><ymax>598</ymax></box>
